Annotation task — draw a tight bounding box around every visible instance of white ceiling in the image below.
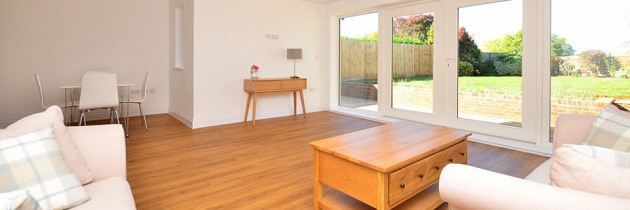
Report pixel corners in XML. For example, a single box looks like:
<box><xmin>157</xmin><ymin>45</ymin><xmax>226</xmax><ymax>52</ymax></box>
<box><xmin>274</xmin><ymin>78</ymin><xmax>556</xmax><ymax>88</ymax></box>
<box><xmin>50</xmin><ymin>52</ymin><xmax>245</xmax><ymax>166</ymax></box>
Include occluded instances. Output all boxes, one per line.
<box><xmin>303</xmin><ymin>0</ymin><xmax>342</xmax><ymax>4</ymax></box>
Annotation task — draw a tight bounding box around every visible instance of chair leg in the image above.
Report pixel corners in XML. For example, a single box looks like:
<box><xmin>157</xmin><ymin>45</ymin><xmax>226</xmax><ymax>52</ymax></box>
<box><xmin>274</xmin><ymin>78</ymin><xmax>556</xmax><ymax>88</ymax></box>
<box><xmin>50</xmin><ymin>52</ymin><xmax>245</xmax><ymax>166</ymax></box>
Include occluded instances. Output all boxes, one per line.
<box><xmin>139</xmin><ymin>103</ymin><xmax>148</xmax><ymax>130</ymax></box>
<box><xmin>79</xmin><ymin>111</ymin><xmax>86</xmax><ymax>126</ymax></box>
<box><xmin>114</xmin><ymin>110</ymin><xmax>121</xmax><ymax>124</ymax></box>
<box><xmin>109</xmin><ymin>109</ymin><xmax>114</xmax><ymax>124</ymax></box>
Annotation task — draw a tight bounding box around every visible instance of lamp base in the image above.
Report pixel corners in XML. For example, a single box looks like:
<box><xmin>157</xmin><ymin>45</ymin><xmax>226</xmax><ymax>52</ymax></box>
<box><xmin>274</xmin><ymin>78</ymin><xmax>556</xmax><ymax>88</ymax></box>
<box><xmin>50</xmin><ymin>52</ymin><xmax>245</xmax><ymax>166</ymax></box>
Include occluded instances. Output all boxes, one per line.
<box><xmin>290</xmin><ymin>76</ymin><xmax>300</xmax><ymax>79</ymax></box>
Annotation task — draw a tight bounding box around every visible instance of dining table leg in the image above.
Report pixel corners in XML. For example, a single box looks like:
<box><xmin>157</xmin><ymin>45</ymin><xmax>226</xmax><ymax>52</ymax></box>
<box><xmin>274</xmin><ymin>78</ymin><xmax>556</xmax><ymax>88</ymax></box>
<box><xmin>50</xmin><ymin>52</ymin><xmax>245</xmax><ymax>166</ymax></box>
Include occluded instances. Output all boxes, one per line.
<box><xmin>125</xmin><ymin>86</ymin><xmax>130</xmax><ymax>137</ymax></box>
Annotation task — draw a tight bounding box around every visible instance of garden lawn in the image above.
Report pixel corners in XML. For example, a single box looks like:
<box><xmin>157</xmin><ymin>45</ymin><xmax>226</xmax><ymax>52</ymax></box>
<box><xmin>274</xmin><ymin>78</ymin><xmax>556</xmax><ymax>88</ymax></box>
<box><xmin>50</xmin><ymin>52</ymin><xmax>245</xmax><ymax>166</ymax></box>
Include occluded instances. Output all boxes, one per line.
<box><xmin>390</xmin><ymin>76</ymin><xmax>630</xmax><ymax>100</ymax></box>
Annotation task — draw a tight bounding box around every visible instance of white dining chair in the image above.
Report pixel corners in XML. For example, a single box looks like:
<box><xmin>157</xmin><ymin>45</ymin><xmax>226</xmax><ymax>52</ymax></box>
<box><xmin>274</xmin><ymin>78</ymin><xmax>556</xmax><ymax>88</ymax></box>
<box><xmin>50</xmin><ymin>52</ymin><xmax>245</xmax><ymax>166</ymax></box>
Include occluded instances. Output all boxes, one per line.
<box><xmin>78</xmin><ymin>72</ymin><xmax>120</xmax><ymax>126</ymax></box>
<box><xmin>35</xmin><ymin>73</ymin><xmax>77</xmax><ymax>124</ymax></box>
<box><xmin>120</xmin><ymin>71</ymin><xmax>150</xmax><ymax>130</ymax></box>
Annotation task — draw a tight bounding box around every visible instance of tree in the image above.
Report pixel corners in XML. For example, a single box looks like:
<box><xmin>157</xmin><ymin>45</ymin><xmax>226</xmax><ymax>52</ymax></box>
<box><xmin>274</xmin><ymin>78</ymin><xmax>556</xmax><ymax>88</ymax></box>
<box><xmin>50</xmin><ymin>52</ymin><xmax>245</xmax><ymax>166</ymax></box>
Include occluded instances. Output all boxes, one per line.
<box><xmin>458</xmin><ymin>27</ymin><xmax>481</xmax><ymax>67</ymax></box>
<box><xmin>579</xmin><ymin>50</ymin><xmax>609</xmax><ymax>76</ymax></box>
<box><xmin>393</xmin><ymin>14</ymin><xmax>434</xmax><ymax>45</ymax></box>
<box><xmin>426</xmin><ymin>24</ymin><xmax>434</xmax><ymax>45</ymax></box>
<box><xmin>483</xmin><ymin>30</ymin><xmax>522</xmax><ymax>55</ymax></box>
<box><xmin>605</xmin><ymin>55</ymin><xmax>622</xmax><ymax>74</ymax></box>
<box><xmin>551</xmin><ymin>35</ymin><xmax>575</xmax><ymax>56</ymax></box>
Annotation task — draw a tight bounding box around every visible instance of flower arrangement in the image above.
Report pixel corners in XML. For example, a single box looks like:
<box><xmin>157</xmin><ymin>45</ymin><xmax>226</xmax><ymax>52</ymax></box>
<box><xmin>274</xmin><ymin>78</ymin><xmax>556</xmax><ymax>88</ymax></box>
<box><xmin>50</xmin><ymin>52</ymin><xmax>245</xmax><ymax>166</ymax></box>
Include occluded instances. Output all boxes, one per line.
<box><xmin>250</xmin><ymin>65</ymin><xmax>259</xmax><ymax>79</ymax></box>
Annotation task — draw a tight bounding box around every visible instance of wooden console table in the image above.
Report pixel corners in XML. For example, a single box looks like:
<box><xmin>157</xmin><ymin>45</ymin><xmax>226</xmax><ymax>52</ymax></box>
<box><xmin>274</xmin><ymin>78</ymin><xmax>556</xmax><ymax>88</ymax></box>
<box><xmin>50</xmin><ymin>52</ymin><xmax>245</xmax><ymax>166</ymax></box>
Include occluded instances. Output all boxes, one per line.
<box><xmin>243</xmin><ymin>78</ymin><xmax>307</xmax><ymax>125</ymax></box>
<box><xmin>310</xmin><ymin>122</ymin><xmax>471</xmax><ymax>210</ymax></box>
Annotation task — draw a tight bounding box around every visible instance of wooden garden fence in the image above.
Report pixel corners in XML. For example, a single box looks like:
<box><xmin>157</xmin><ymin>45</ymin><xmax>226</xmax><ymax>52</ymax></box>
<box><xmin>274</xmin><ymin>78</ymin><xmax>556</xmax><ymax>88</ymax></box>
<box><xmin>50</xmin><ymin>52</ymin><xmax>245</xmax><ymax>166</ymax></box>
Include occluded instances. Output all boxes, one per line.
<box><xmin>340</xmin><ymin>39</ymin><xmax>433</xmax><ymax>80</ymax></box>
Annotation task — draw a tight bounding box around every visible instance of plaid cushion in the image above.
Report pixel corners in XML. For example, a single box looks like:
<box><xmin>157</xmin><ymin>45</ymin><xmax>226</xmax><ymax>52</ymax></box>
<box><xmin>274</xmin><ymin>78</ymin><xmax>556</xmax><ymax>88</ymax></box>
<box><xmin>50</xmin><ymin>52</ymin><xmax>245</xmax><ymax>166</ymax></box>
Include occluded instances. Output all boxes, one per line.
<box><xmin>584</xmin><ymin>105</ymin><xmax>630</xmax><ymax>152</ymax></box>
<box><xmin>0</xmin><ymin>190</ymin><xmax>40</xmax><ymax>210</ymax></box>
<box><xmin>564</xmin><ymin>144</ymin><xmax>630</xmax><ymax>168</ymax></box>
<box><xmin>0</xmin><ymin>127</ymin><xmax>89</xmax><ymax>210</ymax></box>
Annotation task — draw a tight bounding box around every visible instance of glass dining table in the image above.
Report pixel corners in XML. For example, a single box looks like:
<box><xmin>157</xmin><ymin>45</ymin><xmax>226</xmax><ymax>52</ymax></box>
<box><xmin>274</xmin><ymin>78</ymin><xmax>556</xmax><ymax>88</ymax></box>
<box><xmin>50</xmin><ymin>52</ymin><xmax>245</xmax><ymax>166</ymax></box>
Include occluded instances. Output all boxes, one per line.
<box><xmin>59</xmin><ymin>84</ymin><xmax>134</xmax><ymax>137</ymax></box>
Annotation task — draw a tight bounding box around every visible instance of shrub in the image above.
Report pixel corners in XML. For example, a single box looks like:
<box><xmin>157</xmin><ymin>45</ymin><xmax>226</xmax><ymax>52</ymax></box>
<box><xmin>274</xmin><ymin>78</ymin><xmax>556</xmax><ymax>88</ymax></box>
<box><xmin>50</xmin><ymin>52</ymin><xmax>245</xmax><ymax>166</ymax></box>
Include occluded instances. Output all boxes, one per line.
<box><xmin>494</xmin><ymin>60</ymin><xmax>522</xmax><ymax>76</ymax></box>
<box><xmin>606</xmin><ymin>56</ymin><xmax>622</xmax><ymax>74</ymax></box>
<box><xmin>579</xmin><ymin>50</ymin><xmax>608</xmax><ymax>76</ymax></box>
<box><xmin>614</xmin><ymin>69</ymin><xmax>629</xmax><ymax>78</ymax></box>
<box><xmin>458</xmin><ymin>60</ymin><xmax>474</xmax><ymax>76</ymax></box>
<box><xmin>493</xmin><ymin>54</ymin><xmax>522</xmax><ymax>76</ymax></box>
<box><xmin>479</xmin><ymin>57</ymin><xmax>498</xmax><ymax>76</ymax></box>
<box><xmin>559</xmin><ymin>61</ymin><xmax>575</xmax><ymax>76</ymax></box>
<box><xmin>550</xmin><ymin>56</ymin><xmax>563</xmax><ymax>76</ymax></box>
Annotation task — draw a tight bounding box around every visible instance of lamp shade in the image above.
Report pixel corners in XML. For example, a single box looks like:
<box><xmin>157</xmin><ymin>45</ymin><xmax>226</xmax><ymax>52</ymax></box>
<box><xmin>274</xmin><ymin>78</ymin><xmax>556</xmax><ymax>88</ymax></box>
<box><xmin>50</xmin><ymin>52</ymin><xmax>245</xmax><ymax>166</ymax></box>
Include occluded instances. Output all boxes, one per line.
<box><xmin>287</xmin><ymin>48</ymin><xmax>302</xmax><ymax>59</ymax></box>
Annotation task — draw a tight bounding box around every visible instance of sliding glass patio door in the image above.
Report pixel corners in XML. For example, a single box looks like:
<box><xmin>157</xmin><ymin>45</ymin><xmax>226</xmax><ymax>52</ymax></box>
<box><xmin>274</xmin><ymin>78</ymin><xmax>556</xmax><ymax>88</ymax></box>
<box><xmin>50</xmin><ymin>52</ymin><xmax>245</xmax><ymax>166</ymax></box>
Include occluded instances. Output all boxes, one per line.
<box><xmin>380</xmin><ymin>1</ymin><xmax>447</xmax><ymax>124</ymax></box>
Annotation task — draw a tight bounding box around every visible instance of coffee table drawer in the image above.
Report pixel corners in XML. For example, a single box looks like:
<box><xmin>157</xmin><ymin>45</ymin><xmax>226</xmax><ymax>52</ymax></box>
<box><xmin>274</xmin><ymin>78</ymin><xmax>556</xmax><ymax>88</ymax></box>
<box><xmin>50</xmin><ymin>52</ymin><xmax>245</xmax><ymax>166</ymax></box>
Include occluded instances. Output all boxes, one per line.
<box><xmin>388</xmin><ymin>141</ymin><xmax>468</xmax><ymax>205</ymax></box>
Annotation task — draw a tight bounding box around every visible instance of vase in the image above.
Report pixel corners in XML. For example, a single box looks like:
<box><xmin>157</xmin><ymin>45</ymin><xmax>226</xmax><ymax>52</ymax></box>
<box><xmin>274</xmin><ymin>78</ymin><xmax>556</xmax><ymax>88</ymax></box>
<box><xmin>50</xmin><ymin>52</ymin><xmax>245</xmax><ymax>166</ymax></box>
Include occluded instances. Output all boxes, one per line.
<box><xmin>251</xmin><ymin>71</ymin><xmax>259</xmax><ymax>79</ymax></box>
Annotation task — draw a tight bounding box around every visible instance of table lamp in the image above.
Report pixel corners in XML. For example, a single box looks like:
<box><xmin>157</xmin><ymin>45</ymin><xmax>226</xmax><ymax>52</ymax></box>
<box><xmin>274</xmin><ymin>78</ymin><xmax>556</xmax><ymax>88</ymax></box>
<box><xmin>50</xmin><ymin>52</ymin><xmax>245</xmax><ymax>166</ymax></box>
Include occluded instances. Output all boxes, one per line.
<box><xmin>287</xmin><ymin>48</ymin><xmax>302</xmax><ymax>79</ymax></box>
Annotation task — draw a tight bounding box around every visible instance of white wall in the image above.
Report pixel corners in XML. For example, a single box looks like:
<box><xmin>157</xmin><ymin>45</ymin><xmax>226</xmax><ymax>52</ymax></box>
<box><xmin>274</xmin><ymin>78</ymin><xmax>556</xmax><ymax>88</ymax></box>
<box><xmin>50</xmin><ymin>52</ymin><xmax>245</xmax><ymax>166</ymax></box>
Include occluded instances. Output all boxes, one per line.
<box><xmin>0</xmin><ymin>0</ymin><xmax>170</xmax><ymax>127</ymax></box>
<box><xmin>190</xmin><ymin>0</ymin><xmax>329</xmax><ymax>128</ymax></box>
<box><xmin>169</xmin><ymin>0</ymin><xmax>195</xmax><ymax>127</ymax></box>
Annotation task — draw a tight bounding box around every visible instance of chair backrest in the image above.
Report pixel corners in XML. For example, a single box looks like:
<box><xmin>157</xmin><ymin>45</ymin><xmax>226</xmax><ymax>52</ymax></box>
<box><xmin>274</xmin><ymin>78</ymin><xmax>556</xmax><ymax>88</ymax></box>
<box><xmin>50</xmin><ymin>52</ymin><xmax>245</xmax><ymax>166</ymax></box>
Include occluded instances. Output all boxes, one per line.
<box><xmin>140</xmin><ymin>71</ymin><xmax>151</xmax><ymax>101</ymax></box>
<box><xmin>34</xmin><ymin>74</ymin><xmax>46</xmax><ymax>109</ymax></box>
<box><xmin>79</xmin><ymin>73</ymin><xmax>119</xmax><ymax>110</ymax></box>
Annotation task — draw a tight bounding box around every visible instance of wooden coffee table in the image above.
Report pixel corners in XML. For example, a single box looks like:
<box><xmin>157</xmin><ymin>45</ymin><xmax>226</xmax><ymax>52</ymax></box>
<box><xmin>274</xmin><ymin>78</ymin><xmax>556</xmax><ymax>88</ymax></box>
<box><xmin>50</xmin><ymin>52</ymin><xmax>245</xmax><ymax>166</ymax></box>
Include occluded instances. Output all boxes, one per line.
<box><xmin>310</xmin><ymin>121</ymin><xmax>471</xmax><ymax>210</ymax></box>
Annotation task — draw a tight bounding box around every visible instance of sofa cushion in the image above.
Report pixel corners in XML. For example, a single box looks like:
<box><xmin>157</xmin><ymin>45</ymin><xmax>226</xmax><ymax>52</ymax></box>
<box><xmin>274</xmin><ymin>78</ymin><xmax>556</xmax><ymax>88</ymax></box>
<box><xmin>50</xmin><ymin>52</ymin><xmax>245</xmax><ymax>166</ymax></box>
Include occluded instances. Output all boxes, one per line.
<box><xmin>584</xmin><ymin>104</ymin><xmax>630</xmax><ymax>152</ymax></box>
<box><xmin>0</xmin><ymin>190</ymin><xmax>40</xmax><ymax>210</ymax></box>
<box><xmin>0</xmin><ymin>126</ymin><xmax>90</xmax><ymax>209</ymax></box>
<box><xmin>73</xmin><ymin>177</ymin><xmax>136</xmax><ymax>210</ymax></box>
<box><xmin>524</xmin><ymin>158</ymin><xmax>551</xmax><ymax>184</ymax></box>
<box><xmin>550</xmin><ymin>144</ymin><xmax>630</xmax><ymax>199</ymax></box>
<box><xmin>3</xmin><ymin>106</ymin><xmax>93</xmax><ymax>184</ymax></box>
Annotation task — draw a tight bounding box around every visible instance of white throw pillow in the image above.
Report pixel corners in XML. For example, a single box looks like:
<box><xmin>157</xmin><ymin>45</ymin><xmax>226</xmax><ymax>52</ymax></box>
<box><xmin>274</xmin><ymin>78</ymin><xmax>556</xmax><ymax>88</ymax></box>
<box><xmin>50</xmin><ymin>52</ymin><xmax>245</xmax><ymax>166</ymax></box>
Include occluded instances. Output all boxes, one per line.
<box><xmin>0</xmin><ymin>126</ymin><xmax>90</xmax><ymax>209</ymax></box>
<box><xmin>550</xmin><ymin>144</ymin><xmax>630</xmax><ymax>199</ymax></box>
<box><xmin>3</xmin><ymin>106</ymin><xmax>93</xmax><ymax>184</ymax></box>
<box><xmin>0</xmin><ymin>190</ymin><xmax>40</xmax><ymax>210</ymax></box>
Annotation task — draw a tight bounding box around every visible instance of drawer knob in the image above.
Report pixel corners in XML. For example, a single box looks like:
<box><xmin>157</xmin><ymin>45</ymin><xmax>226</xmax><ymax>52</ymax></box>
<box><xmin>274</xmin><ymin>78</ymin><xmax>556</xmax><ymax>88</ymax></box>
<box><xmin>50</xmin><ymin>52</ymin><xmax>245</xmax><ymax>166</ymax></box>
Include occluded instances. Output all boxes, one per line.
<box><xmin>435</xmin><ymin>166</ymin><xmax>440</xmax><ymax>170</ymax></box>
<box><xmin>448</xmin><ymin>158</ymin><xmax>453</xmax><ymax>163</ymax></box>
<box><xmin>460</xmin><ymin>152</ymin><xmax>465</xmax><ymax>156</ymax></box>
<box><xmin>418</xmin><ymin>174</ymin><xmax>424</xmax><ymax>179</ymax></box>
<box><xmin>399</xmin><ymin>184</ymin><xmax>405</xmax><ymax>189</ymax></box>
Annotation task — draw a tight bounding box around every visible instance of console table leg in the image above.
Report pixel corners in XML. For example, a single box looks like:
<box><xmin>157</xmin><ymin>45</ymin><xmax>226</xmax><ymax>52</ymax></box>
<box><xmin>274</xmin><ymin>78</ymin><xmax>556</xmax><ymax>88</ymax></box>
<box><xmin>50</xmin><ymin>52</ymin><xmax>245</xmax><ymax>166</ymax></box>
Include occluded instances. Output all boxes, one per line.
<box><xmin>293</xmin><ymin>92</ymin><xmax>297</xmax><ymax>116</ymax></box>
<box><xmin>244</xmin><ymin>93</ymin><xmax>251</xmax><ymax>122</ymax></box>
<box><xmin>299</xmin><ymin>90</ymin><xmax>306</xmax><ymax>118</ymax></box>
<box><xmin>252</xmin><ymin>93</ymin><xmax>257</xmax><ymax>126</ymax></box>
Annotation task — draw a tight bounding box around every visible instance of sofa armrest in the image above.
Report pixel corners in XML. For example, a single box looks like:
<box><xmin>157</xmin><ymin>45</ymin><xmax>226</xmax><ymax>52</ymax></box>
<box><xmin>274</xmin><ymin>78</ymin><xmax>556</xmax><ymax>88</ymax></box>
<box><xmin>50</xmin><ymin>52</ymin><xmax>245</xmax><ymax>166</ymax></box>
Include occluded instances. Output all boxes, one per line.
<box><xmin>552</xmin><ymin>114</ymin><xmax>596</xmax><ymax>151</ymax></box>
<box><xmin>66</xmin><ymin>124</ymin><xmax>126</xmax><ymax>182</ymax></box>
<box><xmin>439</xmin><ymin>164</ymin><xmax>630</xmax><ymax>210</ymax></box>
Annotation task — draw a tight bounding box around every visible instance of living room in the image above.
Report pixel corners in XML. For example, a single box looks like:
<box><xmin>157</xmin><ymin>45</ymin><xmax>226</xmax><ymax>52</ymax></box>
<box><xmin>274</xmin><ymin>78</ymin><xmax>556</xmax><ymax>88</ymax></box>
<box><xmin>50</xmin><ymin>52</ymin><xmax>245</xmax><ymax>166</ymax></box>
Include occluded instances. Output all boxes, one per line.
<box><xmin>1</xmin><ymin>0</ymin><xmax>630</xmax><ymax>209</ymax></box>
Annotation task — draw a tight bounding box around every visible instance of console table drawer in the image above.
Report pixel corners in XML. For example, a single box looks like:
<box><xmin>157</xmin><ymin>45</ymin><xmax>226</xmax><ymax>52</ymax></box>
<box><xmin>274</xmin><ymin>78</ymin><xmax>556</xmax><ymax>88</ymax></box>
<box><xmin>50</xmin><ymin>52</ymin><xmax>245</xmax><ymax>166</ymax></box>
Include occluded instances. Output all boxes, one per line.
<box><xmin>388</xmin><ymin>141</ymin><xmax>468</xmax><ymax>205</ymax></box>
<box><xmin>251</xmin><ymin>80</ymin><xmax>282</xmax><ymax>91</ymax></box>
<box><xmin>281</xmin><ymin>79</ymin><xmax>306</xmax><ymax>89</ymax></box>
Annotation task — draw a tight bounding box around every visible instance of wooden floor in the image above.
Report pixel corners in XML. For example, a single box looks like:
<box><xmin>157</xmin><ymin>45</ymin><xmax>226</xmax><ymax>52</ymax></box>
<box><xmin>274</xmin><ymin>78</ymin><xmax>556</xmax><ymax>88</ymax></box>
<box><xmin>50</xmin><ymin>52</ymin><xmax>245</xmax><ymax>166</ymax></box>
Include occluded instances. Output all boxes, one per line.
<box><xmin>122</xmin><ymin>111</ymin><xmax>548</xmax><ymax>210</ymax></box>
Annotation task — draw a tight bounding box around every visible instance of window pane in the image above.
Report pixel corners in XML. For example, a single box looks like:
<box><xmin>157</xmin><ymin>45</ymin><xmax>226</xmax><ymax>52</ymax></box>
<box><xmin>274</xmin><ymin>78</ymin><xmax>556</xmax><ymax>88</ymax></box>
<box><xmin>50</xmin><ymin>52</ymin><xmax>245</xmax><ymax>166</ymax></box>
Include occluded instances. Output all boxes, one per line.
<box><xmin>458</xmin><ymin>0</ymin><xmax>523</xmax><ymax>127</ymax></box>
<box><xmin>550</xmin><ymin>0</ymin><xmax>630</xmax><ymax>139</ymax></box>
<box><xmin>339</xmin><ymin>13</ymin><xmax>379</xmax><ymax>111</ymax></box>
<box><xmin>391</xmin><ymin>12</ymin><xmax>435</xmax><ymax>113</ymax></box>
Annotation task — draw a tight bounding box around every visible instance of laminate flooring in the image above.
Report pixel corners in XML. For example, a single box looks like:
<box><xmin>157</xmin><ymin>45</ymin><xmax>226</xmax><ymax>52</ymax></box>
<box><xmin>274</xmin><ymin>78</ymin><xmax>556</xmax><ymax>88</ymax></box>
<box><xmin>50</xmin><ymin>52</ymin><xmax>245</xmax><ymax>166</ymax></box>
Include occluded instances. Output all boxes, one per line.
<box><xmin>120</xmin><ymin>111</ymin><xmax>548</xmax><ymax>210</ymax></box>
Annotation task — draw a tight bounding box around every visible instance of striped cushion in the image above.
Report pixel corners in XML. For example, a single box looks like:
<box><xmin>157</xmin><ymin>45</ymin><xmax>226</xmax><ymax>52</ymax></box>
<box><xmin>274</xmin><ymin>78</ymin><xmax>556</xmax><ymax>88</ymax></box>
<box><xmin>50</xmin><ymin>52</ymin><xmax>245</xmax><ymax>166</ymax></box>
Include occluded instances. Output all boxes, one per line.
<box><xmin>567</xmin><ymin>144</ymin><xmax>630</xmax><ymax>168</ymax></box>
<box><xmin>0</xmin><ymin>127</ymin><xmax>89</xmax><ymax>210</ymax></box>
<box><xmin>551</xmin><ymin>144</ymin><xmax>630</xmax><ymax>199</ymax></box>
<box><xmin>0</xmin><ymin>190</ymin><xmax>40</xmax><ymax>210</ymax></box>
<box><xmin>584</xmin><ymin>105</ymin><xmax>630</xmax><ymax>152</ymax></box>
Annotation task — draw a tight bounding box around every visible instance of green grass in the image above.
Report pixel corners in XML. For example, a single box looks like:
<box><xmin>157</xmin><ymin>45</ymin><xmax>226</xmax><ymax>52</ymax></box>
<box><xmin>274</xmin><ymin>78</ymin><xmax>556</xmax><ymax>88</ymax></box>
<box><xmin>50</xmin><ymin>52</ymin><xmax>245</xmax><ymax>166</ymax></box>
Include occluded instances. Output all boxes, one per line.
<box><xmin>353</xmin><ymin>76</ymin><xmax>630</xmax><ymax>99</ymax></box>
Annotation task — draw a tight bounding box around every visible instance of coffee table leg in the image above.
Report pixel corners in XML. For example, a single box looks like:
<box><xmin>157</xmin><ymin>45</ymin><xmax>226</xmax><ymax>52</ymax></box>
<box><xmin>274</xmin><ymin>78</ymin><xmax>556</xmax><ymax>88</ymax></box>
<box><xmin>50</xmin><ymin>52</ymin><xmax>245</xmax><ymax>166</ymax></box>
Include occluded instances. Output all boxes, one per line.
<box><xmin>313</xmin><ymin>150</ymin><xmax>322</xmax><ymax>210</ymax></box>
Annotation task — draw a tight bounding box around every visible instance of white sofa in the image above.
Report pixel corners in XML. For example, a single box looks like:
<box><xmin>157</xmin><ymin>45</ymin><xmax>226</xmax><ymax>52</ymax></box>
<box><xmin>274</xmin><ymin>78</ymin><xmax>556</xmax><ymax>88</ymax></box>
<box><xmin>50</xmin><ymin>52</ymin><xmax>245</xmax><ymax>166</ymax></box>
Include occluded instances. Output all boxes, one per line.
<box><xmin>439</xmin><ymin>114</ymin><xmax>630</xmax><ymax>209</ymax></box>
<box><xmin>66</xmin><ymin>124</ymin><xmax>136</xmax><ymax>210</ymax></box>
<box><xmin>0</xmin><ymin>106</ymin><xmax>136</xmax><ymax>209</ymax></box>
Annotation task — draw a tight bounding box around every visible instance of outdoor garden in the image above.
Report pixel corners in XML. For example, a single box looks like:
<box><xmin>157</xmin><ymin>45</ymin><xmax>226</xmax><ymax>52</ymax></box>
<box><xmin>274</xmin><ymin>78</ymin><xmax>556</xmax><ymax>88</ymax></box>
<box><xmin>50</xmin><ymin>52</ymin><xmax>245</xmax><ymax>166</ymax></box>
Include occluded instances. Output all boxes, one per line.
<box><xmin>340</xmin><ymin>13</ymin><xmax>630</xmax><ymax>125</ymax></box>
